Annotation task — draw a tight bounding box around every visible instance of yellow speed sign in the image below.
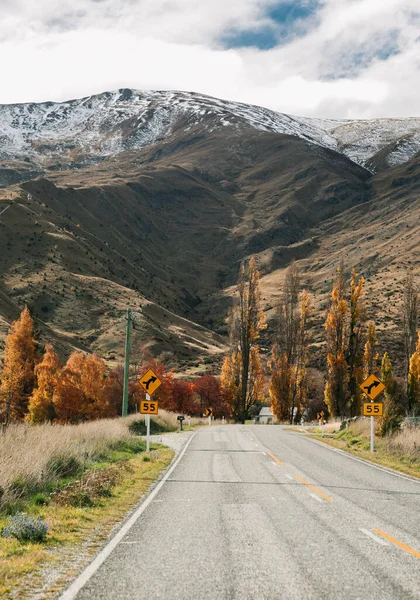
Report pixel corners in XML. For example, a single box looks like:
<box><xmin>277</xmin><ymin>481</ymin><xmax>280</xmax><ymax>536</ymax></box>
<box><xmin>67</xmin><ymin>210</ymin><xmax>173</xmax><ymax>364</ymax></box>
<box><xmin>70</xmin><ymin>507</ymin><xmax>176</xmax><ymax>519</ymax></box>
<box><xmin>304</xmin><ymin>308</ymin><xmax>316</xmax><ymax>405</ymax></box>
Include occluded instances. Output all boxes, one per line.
<box><xmin>363</xmin><ymin>403</ymin><xmax>383</xmax><ymax>417</ymax></box>
<box><xmin>140</xmin><ymin>400</ymin><xmax>159</xmax><ymax>415</ymax></box>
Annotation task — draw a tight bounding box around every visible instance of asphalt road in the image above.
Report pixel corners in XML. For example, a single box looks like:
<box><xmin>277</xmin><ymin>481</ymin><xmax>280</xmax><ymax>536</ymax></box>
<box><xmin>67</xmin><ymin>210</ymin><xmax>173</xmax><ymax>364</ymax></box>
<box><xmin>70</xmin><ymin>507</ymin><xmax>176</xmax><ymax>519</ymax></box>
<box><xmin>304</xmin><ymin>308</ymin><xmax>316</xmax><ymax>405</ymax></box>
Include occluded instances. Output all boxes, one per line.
<box><xmin>62</xmin><ymin>426</ymin><xmax>420</xmax><ymax>600</ymax></box>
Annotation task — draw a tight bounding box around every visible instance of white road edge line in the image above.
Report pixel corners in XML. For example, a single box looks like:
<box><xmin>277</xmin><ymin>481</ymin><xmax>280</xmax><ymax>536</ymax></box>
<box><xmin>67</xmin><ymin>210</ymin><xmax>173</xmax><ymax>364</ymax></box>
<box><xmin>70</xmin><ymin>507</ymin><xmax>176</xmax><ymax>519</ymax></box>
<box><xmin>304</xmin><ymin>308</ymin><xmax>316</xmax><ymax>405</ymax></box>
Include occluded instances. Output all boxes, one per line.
<box><xmin>285</xmin><ymin>474</ymin><xmax>294</xmax><ymax>480</ymax></box>
<box><xmin>58</xmin><ymin>432</ymin><xmax>197</xmax><ymax>600</ymax></box>
<box><xmin>359</xmin><ymin>528</ymin><xmax>389</xmax><ymax>546</ymax></box>
<box><xmin>309</xmin><ymin>493</ymin><xmax>323</xmax><ymax>503</ymax></box>
<box><xmin>303</xmin><ymin>435</ymin><xmax>420</xmax><ymax>484</ymax></box>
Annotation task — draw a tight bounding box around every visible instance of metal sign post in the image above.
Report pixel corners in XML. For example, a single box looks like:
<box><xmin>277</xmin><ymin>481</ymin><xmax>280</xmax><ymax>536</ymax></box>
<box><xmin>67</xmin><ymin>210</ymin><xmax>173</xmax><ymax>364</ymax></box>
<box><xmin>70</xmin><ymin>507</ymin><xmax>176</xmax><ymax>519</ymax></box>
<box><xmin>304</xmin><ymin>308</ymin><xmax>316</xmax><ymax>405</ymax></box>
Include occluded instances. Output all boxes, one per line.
<box><xmin>146</xmin><ymin>394</ymin><xmax>151</xmax><ymax>452</ymax></box>
<box><xmin>360</xmin><ymin>374</ymin><xmax>385</xmax><ymax>453</ymax></box>
<box><xmin>139</xmin><ymin>369</ymin><xmax>162</xmax><ymax>453</ymax></box>
<box><xmin>370</xmin><ymin>407</ymin><xmax>374</xmax><ymax>453</ymax></box>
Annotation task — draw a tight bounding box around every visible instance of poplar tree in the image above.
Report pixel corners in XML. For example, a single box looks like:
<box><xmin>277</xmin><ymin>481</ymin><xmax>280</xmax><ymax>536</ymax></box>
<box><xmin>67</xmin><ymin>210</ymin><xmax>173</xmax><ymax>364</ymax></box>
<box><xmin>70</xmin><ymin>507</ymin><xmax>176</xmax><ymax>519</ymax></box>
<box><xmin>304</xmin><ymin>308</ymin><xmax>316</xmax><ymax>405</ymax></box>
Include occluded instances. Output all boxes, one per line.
<box><xmin>0</xmin><ymin>307</ymin><xmax>36</xmax><ymax>421</ymax></box>
<box><xmin>407</xmin><ymin>333</ymin><xmax>420</xmax><ymax>414</ymax></box>
<box><xmin>324</xmin><ymin>264</ymin><xmax>348</xmax><ymax>417</ymax></box>
<box><xmin>403</xmin><ymin>273</ymin><xmax>418</xmax><ymax>410</ymax></box>
<box><xmin>270</xmin><ymin>283</ymin><xmax>310</xmax><ymax>423</ymax></box>
<box><xmin>380</xmin><ymin>352</ymin><xmax>402</xmax><ymax>435</ymax></box>
<box><xmin>221</xmin><ymin>257</ymin><xmax>266</xmax><ymax>422</ymax></box>
<box><xmin>363</xmin><ymin>322</ymin><xmax>379</xmax><ymax>379</ymax></box>
<box><xmin>346</xmin><ymin>269</ymin><xmax>366</xmax><ymax>416</ymax></box>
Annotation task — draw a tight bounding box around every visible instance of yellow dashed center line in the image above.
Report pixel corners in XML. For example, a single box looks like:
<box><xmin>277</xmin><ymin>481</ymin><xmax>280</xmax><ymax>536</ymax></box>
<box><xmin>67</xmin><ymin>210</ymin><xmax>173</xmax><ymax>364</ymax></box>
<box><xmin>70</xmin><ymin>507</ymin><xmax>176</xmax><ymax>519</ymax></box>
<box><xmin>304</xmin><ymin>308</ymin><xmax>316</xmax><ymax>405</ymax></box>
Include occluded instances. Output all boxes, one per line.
<box><xmin>373</xmin><ymin>529</ymin><xmax>420</xmax><ymax>559</ymax></box>
<box><xmin>294</xmin><ymin>475</ymin><xmax>332</xmax><ymax>502</ymax></box>
<box><xmin>267</xmin><ymin>451</ymin><xmax>284</xmax><ymax>466</ymax></box>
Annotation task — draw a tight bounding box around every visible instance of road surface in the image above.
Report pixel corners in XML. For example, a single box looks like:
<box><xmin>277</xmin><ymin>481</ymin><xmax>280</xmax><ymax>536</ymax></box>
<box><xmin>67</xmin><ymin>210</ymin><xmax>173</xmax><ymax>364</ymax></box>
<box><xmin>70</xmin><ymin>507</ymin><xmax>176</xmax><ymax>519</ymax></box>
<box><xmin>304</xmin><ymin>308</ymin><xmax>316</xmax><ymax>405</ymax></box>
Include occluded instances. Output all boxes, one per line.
<box><xmin>61</xmin><ymin>425</ymin><xmax>420</xmax><ymax>600</ymax></box>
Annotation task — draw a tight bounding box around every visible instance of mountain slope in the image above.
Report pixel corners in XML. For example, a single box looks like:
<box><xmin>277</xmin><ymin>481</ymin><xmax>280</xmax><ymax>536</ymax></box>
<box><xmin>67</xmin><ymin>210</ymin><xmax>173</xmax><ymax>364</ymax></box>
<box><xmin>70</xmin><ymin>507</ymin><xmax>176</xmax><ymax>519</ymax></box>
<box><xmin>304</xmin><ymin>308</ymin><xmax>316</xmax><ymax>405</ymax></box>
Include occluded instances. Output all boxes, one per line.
<box><xmin>0</xmin><ymin>90</ymin><xmax>419</xmax><ymax>373</ymax></box>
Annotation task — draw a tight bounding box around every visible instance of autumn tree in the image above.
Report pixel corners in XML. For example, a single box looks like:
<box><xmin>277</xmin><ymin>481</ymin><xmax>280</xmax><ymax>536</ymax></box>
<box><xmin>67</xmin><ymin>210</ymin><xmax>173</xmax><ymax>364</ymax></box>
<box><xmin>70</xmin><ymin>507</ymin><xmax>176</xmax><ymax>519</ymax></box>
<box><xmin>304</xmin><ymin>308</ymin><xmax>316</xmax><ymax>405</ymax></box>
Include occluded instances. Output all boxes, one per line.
<box><xmin>0</xmin><ymin>307</ymin><xmax>37</xmax><ymax>421</ymax></box>
<box><xmin>167</xmin><ymin>379</ymin><xmax>197</xmax><ymax>414</ymax></box>
<box><xmin>363</xmin><ymin>322</ymin><xmax>379</xmax><ymax>379</ymax></box>
<box><xmin>380</xmin><ymin>352</ymin><xmax>403</xmax><ymax>435</ymax></box>
<box><xmin>324</xmin><ymin>266</ymin><xmax>366</xmax><ymax>418</ymax></box>
<box><xmin>403</xmin><ymin>272</ymin><xmax>418</xmax><ymax>410</ymax></box>
<box><xmin>407</xmin><ymin>333</ymin><xmax>420</xmax><ymax>415</ymax></box>
<box><xmin>221</xmin><ymin>350</ymin><xmax>241</xmax><ymax>419</ymax></box>
<box><xmin>194</xmin><ymin>375</ymin><xmax>230</xmax><ymax>418</ymax></box>
<box><xmin>53</xmin><ymin>352</ymin><xmax>116</xmax><ymax>422</ymax></box>
<box><xmin>221</xmin><ymin>257</ymin><xmax>266</xmax><ymax>422</ymax></box>
<box><xmin>270</xmin><ymin>268</ymin><xmax>310</xmax><ymax>424</ymax></box>
<box><xmin>53</xmin><ymin>353</ymin><xmax>86</xmax><ymax>423</ymax></box>
<box><xmin>346</xmin><ymin>269</ymin><xmax>366</xmax><ymax>416</ymax></box>
<box><xmin>27</xmin><ymin>344</ymin><xmax>61</xmax><ymax>423</ymax></box>
<box><xmin>324</xmin><ymin>264</ymin><xmax>348</xmax><ymax>418</ymax></box>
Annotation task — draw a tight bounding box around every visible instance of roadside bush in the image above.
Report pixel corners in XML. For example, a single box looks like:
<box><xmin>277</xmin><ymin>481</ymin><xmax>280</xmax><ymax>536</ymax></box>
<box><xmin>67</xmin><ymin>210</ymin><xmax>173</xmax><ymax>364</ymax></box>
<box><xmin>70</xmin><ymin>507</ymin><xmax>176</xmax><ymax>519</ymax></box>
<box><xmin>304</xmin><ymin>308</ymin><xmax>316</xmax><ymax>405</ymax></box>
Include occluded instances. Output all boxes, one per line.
<box><xmin>51</xmin><ymin>463</ymin><xmax>132</xmax><ymax>507</ymax></box>
<box><xmin>1</xmin><ymin>513</ymin><xmax>48</xmax><ymax>542</ymax></box>
<box><xmin>129</xmin><ymin>418</ymin><xmax>168</xmax><ymax>436</ymax></box>
<box><xmin>46</xmin><ymin>455</ymin><xmax>81</xmax><ymax>478</ymax></box>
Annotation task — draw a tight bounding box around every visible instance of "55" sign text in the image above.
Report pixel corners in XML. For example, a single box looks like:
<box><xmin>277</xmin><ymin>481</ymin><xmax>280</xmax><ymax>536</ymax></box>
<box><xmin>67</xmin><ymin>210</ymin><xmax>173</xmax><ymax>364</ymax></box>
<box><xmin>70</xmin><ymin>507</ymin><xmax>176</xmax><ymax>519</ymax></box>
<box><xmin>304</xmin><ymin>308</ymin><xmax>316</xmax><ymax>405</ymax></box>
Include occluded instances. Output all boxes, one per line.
<box><xmin>363</xmin><ymin>403</ymin><xmax>383</xmax><ymax>416</ymax></box>
<box><xmin>140</xmin><ymin>400</ymin><xmax>159</xmax><ymax>415</ymax></box>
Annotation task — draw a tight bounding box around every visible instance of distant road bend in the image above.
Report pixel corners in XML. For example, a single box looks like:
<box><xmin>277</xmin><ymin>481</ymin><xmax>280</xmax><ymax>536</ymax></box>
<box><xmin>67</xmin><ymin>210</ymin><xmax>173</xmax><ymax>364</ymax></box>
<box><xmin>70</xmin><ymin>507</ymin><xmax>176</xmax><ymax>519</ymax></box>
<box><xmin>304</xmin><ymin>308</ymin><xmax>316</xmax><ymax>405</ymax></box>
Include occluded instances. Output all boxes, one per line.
<box><xmin>60</xmin><ymin>426</ymin><xmax>420</xmax><ymax>600</ymax></box>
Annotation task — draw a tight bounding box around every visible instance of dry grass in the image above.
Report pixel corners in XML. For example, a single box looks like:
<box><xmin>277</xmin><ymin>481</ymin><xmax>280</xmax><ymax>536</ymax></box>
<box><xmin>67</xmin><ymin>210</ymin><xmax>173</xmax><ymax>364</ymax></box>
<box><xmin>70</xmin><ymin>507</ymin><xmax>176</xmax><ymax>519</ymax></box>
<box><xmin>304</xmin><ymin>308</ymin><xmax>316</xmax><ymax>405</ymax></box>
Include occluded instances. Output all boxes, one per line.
<box><xmin>0</xmin><ymin>418</ymin><xmax>138</xmax><ymax>510</ymax></box>
<box><xmin>304</xmin><ymin>418</ymin><xmax>420</xmax><ymax>478</ymax></box>
<box><xmin>386</xmin><ymin>425</ymin><xmax>420</xmax><ymax>458</ymax></box>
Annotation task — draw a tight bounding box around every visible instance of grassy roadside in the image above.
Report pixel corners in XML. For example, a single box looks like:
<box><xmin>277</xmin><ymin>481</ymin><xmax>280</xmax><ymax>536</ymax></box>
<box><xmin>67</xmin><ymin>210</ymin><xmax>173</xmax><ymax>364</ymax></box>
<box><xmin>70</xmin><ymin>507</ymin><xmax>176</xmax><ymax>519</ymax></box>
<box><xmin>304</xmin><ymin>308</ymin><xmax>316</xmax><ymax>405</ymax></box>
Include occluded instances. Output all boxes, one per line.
<box><xmin>0</xmin><ymin>418</ymin><xmax>177</xmax><ymax>599</ymax></box>
<box><xmin>293</xmin><ymin>420</ymin><xmax>420</xmax><ymax>479</ymax></box>
<box><xmin>0</xmin><ymin>444</ymin><xmax>174</xmax><ymax>599</ymax></box>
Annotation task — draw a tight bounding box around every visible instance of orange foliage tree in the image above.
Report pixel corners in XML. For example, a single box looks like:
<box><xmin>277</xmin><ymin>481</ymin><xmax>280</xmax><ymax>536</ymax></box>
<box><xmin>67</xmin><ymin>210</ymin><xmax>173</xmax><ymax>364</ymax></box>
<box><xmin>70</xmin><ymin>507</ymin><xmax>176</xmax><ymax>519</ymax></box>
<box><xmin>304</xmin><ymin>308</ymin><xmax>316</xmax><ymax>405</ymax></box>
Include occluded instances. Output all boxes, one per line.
<box><xmin>408</xmin><ymin>333</ymin><xmax>420</xmax><ymax>414</ymax></box>
<box><xmin>0</xmin><ymin>307</ymin><xmax>37</xmax><ymax>421</ymax></box>
<box><xmin>221</xmin><ymin>257</ymin><xmax>266</xmax><ymax>422</ymax></box>
<box><xmin>53</xmin><ymin>352</ymin><xmax>119</xmax><ymax>422</ymax></box>
<box><xmin>27</xmin><ymin>344</ymin><xmax>61</xmax><ymax>423</ymax></box>
<box><xmin>324</xmin><ymin>264</ymin><xmax>348</xmax><ymax>417</ymax></box>
<box><xmin>363</xmin><ymin>321</ymin><xmax>379</xmax><ymax>379</ymax></box>
<box><xmin>270</xmin><ymin>278</ymin><xmax>310</xmax><ymax>423</ymax></box>
<box><xmin>325</xmin><ymin>266</ymin><xmax>366</xmax><ymax>418</ymax></box>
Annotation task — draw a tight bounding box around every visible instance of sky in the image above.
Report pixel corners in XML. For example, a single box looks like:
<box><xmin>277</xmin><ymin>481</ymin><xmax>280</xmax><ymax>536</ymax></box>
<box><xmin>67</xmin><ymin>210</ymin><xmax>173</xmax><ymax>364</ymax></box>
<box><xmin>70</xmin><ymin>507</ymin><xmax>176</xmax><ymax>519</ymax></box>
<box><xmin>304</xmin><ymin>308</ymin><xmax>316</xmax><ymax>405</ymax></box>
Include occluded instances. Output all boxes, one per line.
<box><xmin>0</xmin><ymin>0</ymin><xmax>419</xmax><ymax>119</ymax></box>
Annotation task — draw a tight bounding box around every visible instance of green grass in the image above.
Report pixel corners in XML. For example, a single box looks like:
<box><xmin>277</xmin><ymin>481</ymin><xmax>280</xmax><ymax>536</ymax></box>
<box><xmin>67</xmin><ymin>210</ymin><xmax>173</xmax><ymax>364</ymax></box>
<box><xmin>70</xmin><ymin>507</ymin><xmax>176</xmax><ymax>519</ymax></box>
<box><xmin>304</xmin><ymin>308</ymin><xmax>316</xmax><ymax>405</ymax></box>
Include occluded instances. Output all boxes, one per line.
<box><xmin>0</xmin><ymin>444</ymin><xmax>174</xmax><ymax>598</ymax></box>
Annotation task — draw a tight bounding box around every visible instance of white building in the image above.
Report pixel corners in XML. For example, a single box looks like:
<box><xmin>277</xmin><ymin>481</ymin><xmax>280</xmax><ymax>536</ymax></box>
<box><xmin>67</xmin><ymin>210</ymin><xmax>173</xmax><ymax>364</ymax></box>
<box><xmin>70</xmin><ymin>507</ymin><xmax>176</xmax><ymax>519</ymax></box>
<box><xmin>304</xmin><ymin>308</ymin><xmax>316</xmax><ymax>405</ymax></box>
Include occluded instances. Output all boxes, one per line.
<box><xmin>255</xmin><ymin>407</ymin><xmax>275</xmax><ymax>424</ymax></box>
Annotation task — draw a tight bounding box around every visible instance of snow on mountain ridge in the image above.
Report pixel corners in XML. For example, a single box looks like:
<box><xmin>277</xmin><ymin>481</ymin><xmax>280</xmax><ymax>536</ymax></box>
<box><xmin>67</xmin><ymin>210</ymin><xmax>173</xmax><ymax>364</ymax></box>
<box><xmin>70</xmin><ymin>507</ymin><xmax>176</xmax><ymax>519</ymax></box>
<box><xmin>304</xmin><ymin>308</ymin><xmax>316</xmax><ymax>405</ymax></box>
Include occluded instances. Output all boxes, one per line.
<box><xmin>0</xmin><ymin>89</ymin><xmax>419</xmax><ymax>171</ymax></box>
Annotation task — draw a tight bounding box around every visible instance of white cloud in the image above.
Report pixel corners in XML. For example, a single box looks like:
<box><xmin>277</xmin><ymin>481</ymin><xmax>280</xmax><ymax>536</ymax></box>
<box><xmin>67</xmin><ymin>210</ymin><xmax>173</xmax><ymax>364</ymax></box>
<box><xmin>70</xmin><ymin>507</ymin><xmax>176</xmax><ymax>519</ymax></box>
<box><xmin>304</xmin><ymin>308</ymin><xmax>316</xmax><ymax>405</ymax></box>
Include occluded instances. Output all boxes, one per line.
<box><xmin>0</xmin><ymin>0</ymin><xmax>419</xmax><ymax>118</ymax></box>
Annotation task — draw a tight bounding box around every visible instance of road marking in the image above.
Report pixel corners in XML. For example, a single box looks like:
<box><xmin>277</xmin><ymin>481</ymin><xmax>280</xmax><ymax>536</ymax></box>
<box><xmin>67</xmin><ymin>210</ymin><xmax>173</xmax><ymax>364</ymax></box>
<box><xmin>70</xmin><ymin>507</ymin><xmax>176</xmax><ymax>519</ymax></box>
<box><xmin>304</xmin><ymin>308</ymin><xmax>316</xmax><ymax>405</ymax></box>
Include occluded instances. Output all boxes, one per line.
<box><xmin>58</xmin><ymin>432</ymin><xmax>198</xmax><ymax>600</ymax></box>
<box><xmin>267</xmin><ymin>451</ymin><xmax>284</xmax><ymax>466</ymax></box>
<box><xmin>373</xmin><ymin>529</ymin><xmax>420</xmax><ymax>559</ymax></box>
<box><xmin>285</xmin><ymin>474</ymin><xmax>294</xmax><ymax>480</ymax></box>
<box><xmin>309</xmin><ymin>493</ymin><xmax>323</xmax><ymax>503</ymax></box>
<box><xmin>303</xmin><ymin>435</ymin><xmax>420</xmax><ymax>484</ymax></box>
<box><xmin>359</xmin><ymin>528</ymin><xmax>389</xmax><ymax>546</ymax></box>
<box><xmin>294</xmin><ymin>475</ymin><xmax>332</xmax><ymax>502</ymax></box>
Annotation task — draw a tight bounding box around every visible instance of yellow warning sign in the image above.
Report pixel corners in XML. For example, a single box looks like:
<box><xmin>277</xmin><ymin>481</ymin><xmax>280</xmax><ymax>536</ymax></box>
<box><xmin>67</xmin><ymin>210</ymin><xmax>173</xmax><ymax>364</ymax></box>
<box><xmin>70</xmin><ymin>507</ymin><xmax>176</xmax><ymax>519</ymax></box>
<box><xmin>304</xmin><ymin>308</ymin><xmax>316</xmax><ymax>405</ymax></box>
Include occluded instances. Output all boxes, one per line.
<box><xmin>139</xmin><ymin>369</ymin><xmax>162</xmax><ymax>396</ymax></box>
<box><xmin>360</xmin><ymin>374</ymin><xmax>385</xmax><ymax>401</ymax></box>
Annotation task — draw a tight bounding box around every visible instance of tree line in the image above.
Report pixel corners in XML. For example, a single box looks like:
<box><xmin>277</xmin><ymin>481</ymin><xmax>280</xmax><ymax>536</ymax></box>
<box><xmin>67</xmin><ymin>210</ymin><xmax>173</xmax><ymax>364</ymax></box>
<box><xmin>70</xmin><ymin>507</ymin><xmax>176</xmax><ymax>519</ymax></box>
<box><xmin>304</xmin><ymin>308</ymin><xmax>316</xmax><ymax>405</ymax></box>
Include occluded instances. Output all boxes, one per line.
<box><xmin>221</xmin><ymin>258</ymin><xmax>420</xmax><ymax>432</ymax></box>
<box><xmin>1</xmin><ymin>261</ymin><xmax>419</xmax><ymax>429</ymax></box>
<box><xmin>0</xmin><ymin>308</ymin><xmax>230</xmax><ymax>424</ymax></box>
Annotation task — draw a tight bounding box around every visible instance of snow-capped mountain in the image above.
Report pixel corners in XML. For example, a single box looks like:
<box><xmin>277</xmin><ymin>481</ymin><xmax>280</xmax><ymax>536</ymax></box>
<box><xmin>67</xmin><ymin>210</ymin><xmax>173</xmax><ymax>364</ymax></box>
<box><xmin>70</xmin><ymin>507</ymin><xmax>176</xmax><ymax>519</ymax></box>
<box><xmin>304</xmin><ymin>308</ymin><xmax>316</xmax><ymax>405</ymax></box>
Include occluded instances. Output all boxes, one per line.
<box><xmin>1</xmin><ymin>89</ymin><xmax>419</xmax><ymax>171</ymax></box>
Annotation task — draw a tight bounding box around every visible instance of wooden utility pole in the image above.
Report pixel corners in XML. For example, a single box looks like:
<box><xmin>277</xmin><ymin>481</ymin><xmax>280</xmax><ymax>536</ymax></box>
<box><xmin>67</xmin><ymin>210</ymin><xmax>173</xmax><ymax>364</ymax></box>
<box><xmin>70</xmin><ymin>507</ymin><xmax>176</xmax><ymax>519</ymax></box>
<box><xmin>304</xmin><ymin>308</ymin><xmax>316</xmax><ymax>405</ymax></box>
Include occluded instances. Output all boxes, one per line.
<box><xmin>122</xmin><ymin>310</ymin><xmax>132</xmax><ymax>417</ymax></box>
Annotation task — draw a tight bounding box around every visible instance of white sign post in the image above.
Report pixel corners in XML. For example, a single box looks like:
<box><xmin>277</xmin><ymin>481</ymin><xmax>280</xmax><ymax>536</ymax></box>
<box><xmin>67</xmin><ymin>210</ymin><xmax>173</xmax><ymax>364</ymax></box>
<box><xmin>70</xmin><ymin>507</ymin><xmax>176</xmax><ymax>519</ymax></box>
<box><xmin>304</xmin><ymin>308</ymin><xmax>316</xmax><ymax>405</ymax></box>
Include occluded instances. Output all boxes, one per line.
<box><xmin>146</xmin><ymin>393</ymin><xmax>151</xmax><ymax>452</ymax></box>
<box><xmin>370</xmin><ymin>402</ymin><xmax>374</xmax><ymax>453</ymax></box>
